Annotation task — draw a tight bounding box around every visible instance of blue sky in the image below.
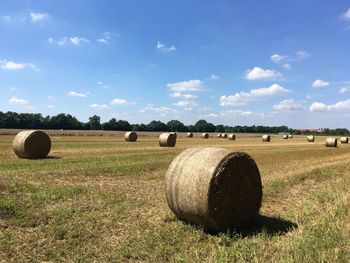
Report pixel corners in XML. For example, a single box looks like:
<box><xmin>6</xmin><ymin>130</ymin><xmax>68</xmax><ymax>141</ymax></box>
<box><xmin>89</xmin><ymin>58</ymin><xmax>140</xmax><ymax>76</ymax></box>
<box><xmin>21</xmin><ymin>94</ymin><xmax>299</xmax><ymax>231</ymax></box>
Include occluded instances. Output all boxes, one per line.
<box><xmin>1</xmin><ymin>0</ymin><xmax>350</xmax><ymax>128</ymax></box>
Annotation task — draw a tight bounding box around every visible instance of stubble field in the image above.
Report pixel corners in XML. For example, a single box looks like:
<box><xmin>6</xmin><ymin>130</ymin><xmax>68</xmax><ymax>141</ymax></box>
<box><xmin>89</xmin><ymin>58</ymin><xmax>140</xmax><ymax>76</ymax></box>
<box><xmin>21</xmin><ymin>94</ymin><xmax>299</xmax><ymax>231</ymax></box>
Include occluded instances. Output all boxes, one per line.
<box><xmin>1</xmin><ymin>132</ymin><xmax>350</xmax><ymax>262</ymax></box>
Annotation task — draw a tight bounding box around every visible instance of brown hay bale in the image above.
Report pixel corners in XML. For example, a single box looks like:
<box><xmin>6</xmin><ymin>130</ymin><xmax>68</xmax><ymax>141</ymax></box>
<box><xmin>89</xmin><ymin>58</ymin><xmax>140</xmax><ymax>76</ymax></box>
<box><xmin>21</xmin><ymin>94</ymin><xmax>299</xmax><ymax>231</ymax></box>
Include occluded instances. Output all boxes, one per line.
<box><xmin>202</xmin><ymin>133</ymin><xmax>209</xmax><ymax>139</ymax></box>
<box><xmin>228</xmin><ymin>134</ymin><xmax>236</xmax><ymax>140</ymax></box>
<box><xmin>170</xmin><ymin>132</ymin><xmax>177</xmax><ymax>139</ymax></box>
<box><xmin>221</xmin><ymin>133</ymin><xmax>227</xmax><ymax>139</ymax></box>
<box><xmin>187</xmin><ymin>132</ymin><xmax>193</xmax><ymax>138</ymax></box>
<box><xmin>13</xmin><ymin>130</ymin><xmax>51</xmax><ymax>159</ymax></box>
<box><xmin>326</xmin><ymin>137</ymin><xmax>337</xmax><ymax>147</ymax></box>
<box><xmin>340</xmin><ymin>137</ymin><xmax>349</xmax><ymax>144</ymax></box>
<box><xmin>288</xmin><ymin>134</ymin><xmax>293</xmax><ymax>138</ymax></box>
<box><xmin>307</xmin><ymin>135</ymin><xmax>315</xmax><ymax>142</ymax></box>
<box><xmin>217</xmin><ymin>133</ymin><xmax>222</xmax><ymax>138</ymax></box>
<box><xmin>262</xmin><ymin>135</ymin><xmax>270</xmax><ymax>142</ymax></box>
<box><xmin>159</xmin><ymin>133</ymin><xmax>176</xmax><ymax>147</ymax></box>
<box><xmin>124</xmin><ymin>131</ymin><xmax>138</xmax><ymax>142</ymax></box>
<box><xmin>283</xmin><ymin>135</ymin><xmax>288</xmax><ymax>139</ymax></box>
<box><xmin>165</xmin><ymin>147</ymin><xmax>262</xmax><ymax>232</ymax></box>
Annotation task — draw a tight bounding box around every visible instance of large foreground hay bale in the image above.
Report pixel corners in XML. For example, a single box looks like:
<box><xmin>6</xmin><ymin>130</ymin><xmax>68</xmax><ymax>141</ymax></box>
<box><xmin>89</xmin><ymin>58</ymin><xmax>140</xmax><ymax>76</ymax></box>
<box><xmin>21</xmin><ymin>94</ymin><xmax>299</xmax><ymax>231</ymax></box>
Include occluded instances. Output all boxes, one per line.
<box><xmin>283</xmin><ymin>135</ymin><xmax>288</xmax><ymax>139</ymax></box>
<box><xmin>159</xmin><ymin>133</ymin><xmax>176</xmax><ymax>147</ymax></box>
<box><xmin>340</xmin><ymin>137</ymin><xmax>348</xmax><ymax>144</ymax></box>
<box><xmin>228</xmin><ymin>134</ymin><xmax>236</xmax><ymax>140</ymax></box>
<box><xmin>307</xmin><ymin>135</ymin><xmax>315</xmax><ymax>142</ymax></box>
<box><xmin>187</xmin><ymin>132</ymin><xmax>193</xmax><ymax>138</ymax></box>
<box><xmin>124</xmin><ymin>131</ymin><xmax>138</xmax><ymax>142</ymax></box>
<box><xmin>170</xmin><ymin>132</ymin><xmax>177</xmax><ymax>139</ymax></box>
<box><xmin>326</xmin><ymin>137</ymin><xmax>337</xmax><ymax>147</ymax></box>
<box><xmin>202</xmin><ymin>133</ymin><xmax>209</xmax><ymax>139</ymax></box>
<box><xmin>165</xmin><ymin>147</ymin><xmax>262</xmax><ymax>232</ymax></box>
<box><xmin>262</xmin><ymin>135</ymin><xmax>270</xmax><ymax>142</ymax></box>
<box><xmin>13</xmin><ymin>130</ymin><xmax>51</xmax><ymax>159</ymax></box>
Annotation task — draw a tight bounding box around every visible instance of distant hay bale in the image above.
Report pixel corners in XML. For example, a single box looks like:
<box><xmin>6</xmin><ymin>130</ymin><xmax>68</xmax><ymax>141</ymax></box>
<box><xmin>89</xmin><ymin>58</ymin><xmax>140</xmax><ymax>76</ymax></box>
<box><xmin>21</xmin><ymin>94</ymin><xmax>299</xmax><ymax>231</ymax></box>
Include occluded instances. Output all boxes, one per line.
<box><xmin>262</xmin><ymin>135</ymin><xmax>270</xmax><ymax>142</ymax></box>
<box><xmin>283</xmin><ymin>135</ymin><xmax>288</xmax><ymax>139</ymax></box>
<box><xmin>165</xmin><ymin>147</ymin><xmax>262</xmax><ymax>232</ymax></box>
<box><xmin>288</xmin><ymin>134</ymin><xmax>293</xmax><ymax>138</ymax></box>
<box><xmin>228</xmin><ymin>134</ymin><xmax>236</xmax><ymax>140</ymax></box>
<box><xmin>217</xmin><ymin>133</ymin><xmax>222</xmax><ymax>138</ymax></box>
<box><xmin>307</xmin><ymin>135</ymin><xmax>315</xmax><ymax>142</ymax></box>
<box><xmin>202</xmin><ymin>133</ymin><xmax>209</xmax><ymax>139</ymax></box>
<box><xmin>159</xmin><ymin>133</ymin><xmax>176</xmax><ymax>147</ymax></box>
<box><xmin>187</xmin><ymin>132</ymin><xmax>193</xmax><ymax>138</ymax></box>
<box><xmin>221</xmin><ymin>133</ymin><xmax>227</xmax><ymax>139</ymax></box>
<box><xmin>13</xmin><ymin>130</ymin><xmax>51</xmax><ymax>159</ymax></box>
<box><xmin>124</xmin><ymin>131</ymin><xmax>138</xmax><ymax>142</ymax></box>
<box><xmin>340</xmin><ymin>137</ymin><xmax>349</xmax><ymax>144</ymax></box>
<box><xmin>326</xmin><ymin>137</ymin><xmax>337</xmax><ymax>147</ymax></box>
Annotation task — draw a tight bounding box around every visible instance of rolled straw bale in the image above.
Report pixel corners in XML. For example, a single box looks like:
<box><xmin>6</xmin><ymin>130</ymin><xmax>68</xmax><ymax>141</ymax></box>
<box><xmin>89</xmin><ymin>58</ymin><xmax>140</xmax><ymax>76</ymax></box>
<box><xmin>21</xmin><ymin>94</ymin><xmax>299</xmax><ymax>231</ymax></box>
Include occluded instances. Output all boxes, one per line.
<box><xmin>221</xmin><ymin>133</ymin><xmax>227</xmax><ymax>139</ymax></box>
<box><xmin>288</xmin><ymin>134</ymin><xmax>293</xmax><ymax>138</ymax></box>
<box><xmin>171</xmin><ymin>132</ymin><xmax>177</xmax><ymax>139</ymax></box>
<box><xmin>165</xmin><ymin>147</ymin><xmax>262</xmax><ymax>231</ymax></box>
<box><xmin>202</xmin><ymin>133</ymin><xmax>209</xmax><ymax>139</ymax></box>
<box><xmin>326</xmin><ymin>137</ymin><xmax>337</xmax><ymax>147</ymax></box>
<box><xmin>217</xmin><ymin>133</ymin><xmax>222</xmax><ymax>138</ymax></box>
<box><xmin>340</xmin><ymin>137</ymin><xmax>349</xmax><ymax>144</ymax></box>
<box><xmin>159</xmin><ymin>133</ymin><xmax>176</xmax><ymax>147</ymax></box>
<box><xmin>124</xmin><ymin>131</ymin><xmax>138</xmax><ymax>142</ymax></box>
<box><xmin>283</xmin><ymin>135</ymin><xmax>288</xmax><ymax>139</ymax></box>
<box><xmin>13</xmin><ymin>130</ymin><xmax>51</xmax><ymax>159</ymax></box>
<box><xmin>262</xmin><ymin>135</ymin><xmax>270</xmax><ymax>142</ymax></box>
<box><xmin>228</xmin><ymin>134</ymin><xmax>236</xmax><ymax>140</ymax></box>
<box><xmin>307</xmin><ymin>135</ymin><xmax>315</xmax><ymax>142</ymax></box>
<box><xmin>187</xmin><ymin>132</ymin><xmax>193</xmax><ymax>138</ymax></box>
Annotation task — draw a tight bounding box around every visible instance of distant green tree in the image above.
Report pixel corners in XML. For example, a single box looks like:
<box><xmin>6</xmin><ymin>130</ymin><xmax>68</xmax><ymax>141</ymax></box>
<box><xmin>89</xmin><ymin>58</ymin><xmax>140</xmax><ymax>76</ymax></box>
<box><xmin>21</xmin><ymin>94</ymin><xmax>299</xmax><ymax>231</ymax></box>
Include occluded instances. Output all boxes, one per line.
<box><xmin>88</xmin><ymin>115</ymin><xmax>101</xmax><ymax>130</ymax></box>
<box><xmin>167</xmin><ymin>120</ymin><xmax>187</xmax><ymax>132</ymax></box>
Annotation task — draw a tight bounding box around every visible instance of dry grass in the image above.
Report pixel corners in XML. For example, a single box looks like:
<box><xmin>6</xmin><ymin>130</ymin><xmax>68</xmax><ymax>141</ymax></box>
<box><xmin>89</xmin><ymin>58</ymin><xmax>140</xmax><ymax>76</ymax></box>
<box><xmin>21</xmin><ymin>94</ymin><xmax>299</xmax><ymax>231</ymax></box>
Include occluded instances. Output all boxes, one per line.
<box><xmin>1</xmin><ymin>133</ymin><xmax>350</xmax><ymax>262</ymax></box>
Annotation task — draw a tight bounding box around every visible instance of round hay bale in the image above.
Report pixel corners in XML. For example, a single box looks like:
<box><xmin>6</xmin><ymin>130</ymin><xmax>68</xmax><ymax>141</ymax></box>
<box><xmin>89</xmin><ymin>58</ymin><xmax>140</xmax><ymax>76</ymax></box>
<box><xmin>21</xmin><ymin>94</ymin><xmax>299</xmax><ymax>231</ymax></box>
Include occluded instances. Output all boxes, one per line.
<box><xmin>124</xmin><ymin>131</ymin><xmax>138</xmax><ymax>142</ymax></box>
<box><xmin>165</xmin><ymin>147</ymin><xmax>262</xmax><ymax>232</ymax></box>
<box><xmin>221</xmin><ymin>133</ymin><xmax>227</xmax><ymax>139</ymax></box>
<box><xmin>187</xmin><ymin>132</ymin><xmax>193</xmax><ymax>138</ymax></box>
<box><xmin>159</xmin><ymin>133</ymin><xmax>176</xmax><ymax>147</ymax></box>
<box><xmin>307</xmin><ymin>135</ymin><xmax>315</xmax><ymax>142</ymax></box>
<box><xmin>13</xmin><ymin>130</ymin><xmax>51</xmax><ymax>159</ymax></box>
<box><xmin>228</xmin><ymin>134</ymin><xmax>236</xmax><ymax>140</ymax></box>
<box><xmin>170</xmin><ymin>132</ymin><xmax>177</xmax><ymax>139</ymax></box>
<box><xmin>202</xmin><ymin>133</ymin><xmax>209</xmax><ymax>139</ymax></box>
<box><xmin>326</xmin><ymin>137</ymin><xmax>337</xmax><ymax>147</ymax></box>
<box><xmin>283</xmin><ymin>135</ymin><xmax>288</xmax><ymax>139</ymax></box>
<box><xmin>217</xmin><ymin>133</ymin><xmax>222</xmax><ymax>138</ymax></box>
<box><xmin>288</xmin><ymin>134</ymin><xmax>293</xmax><ymax>139</ymax></box>
<box><xmin>262</xmin><ymin>135</ymin><xmax>270</xmax><ymax>142</ymax></box>
<box><xmin>340</xmin><ymin>137</ymin><xmax>349</xmax><ymax>144</ymax></box>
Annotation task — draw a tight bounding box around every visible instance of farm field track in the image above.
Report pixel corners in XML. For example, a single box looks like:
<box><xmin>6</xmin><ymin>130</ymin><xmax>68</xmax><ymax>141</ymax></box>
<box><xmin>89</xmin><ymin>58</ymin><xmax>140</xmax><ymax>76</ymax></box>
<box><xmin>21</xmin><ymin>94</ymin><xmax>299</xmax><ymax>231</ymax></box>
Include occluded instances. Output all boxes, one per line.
<box><xmin>1</xmin><ymin>132</ymin><xmax>350</xmax><ymax>262</ymax></box>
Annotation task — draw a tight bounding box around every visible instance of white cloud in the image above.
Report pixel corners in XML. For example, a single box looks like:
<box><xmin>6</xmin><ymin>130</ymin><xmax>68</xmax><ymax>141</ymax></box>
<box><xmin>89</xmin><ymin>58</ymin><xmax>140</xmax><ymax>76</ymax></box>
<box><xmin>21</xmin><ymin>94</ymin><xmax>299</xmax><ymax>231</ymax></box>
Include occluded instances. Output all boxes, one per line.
<box><xmin>245</xmin><ymin>67</ymin><xmax>281</xmax><ymax>80</ymax></box>
<box><xmin>199</xmin><ymin>113</ymin><xmax>218</xmax><ymax>118</ymax></box>
<box><xmin>90</xmin><ymin>104</ymin><xmax>110</xmax><ymax>109</ymax></box>
<box><xmin>110</xmin><ymin>98</ymin><xmax>135</xmax><ymax>105</ymax></box>
<box><xmin>273</xmin><ymin>99</ymin><xmax>304</xmax><ymax>111</ymax></box>
<box><xmin>271</xmin><ymin>54</ymin><xmax>288</xmax><ymax>64</ymax></box>
<box><xmin>49</xmin><ymin>37</ymin><xmax>68</xmax><ymax>46</ymax></box>
<box><xmin>312</xmin><ymin>79</ymin><xmax>330</xmax><ymax>89</ymax></box>
<box><xmin>282</xmin><ymin>63</ymin><xmax>292</xmax><ymax>70</ymax></box>
<box><xmin>271</xmin><ymin>51</ymin><xmax>310</xmax><ymax>69</ymax></box>
<box><xmin>70</xmin><ymin>37</ymin><xmax>90</xmax><ymax>46</ymax></box>
<box><xmin>341</xmin><ymin>8</ymin><xmax>350</xmax><ymax>21</ymax></box>
<box><xmin>221</xmin><ymin>109</ymin><xmax>265</xmax><ymax>118</ymax></box>
<box><xmin>9</xmin><ymin>96</ymin><xmax>29</xmax><ymax>105</ymax></box>
<box><xmin>220</xmin><ymin>83</ymin><xmax>289</xmax><ymax>106</ymax></box>
<box><xmin>68</xmin><ymin>91</ymin><xmax>88</xmax><ymax>98</ymax></box>
<box><xmin>139</xmin><ymin>104</ymin><xmax>177</xmax><ymax>115</ymax></box>
<box><xmin>174</xmin><ymin>100</ymin><xmax>198</xmax><ymax>107</ymax></box>
<box><xmin>167</xmin><ymin>79</ymin><xmax>203</xmax><ymax>92</ymax></box>
<box><xmin>170</xmin><ymin>92</ymin><xmax>197</xmax><ymax>99</ymax></box>
<box><xmin>96</xmin><ymin>32</ymin><xmax>119</xmax><ymax>44</ymax></box>
<box><xmin>295</xmin><ymin>51</ymin><xmax>310</xmax><ymax>60</ymax></box>
<box><xmin>339</xmin><ymin>87</ymin><xmax>350</xmax><ymax>94</ymax></box>
<box><xmin>1</xmin><ymin>15</ymin><xmax>11</xmax><ymax>22</ymax></box>
<box><xmin>96</xmin><ymin>38</ymin><xmax>108</xmax><ymax>44</ymax></box>
<box><xmin>210</xmin><ymin>74</ymin><xmax>219</xmax><ymax>80</ymax></box>
<box><xmin>30</xmin><ymin>12</ymin><xmax>49</xmax><ymax>23</ymax></box>
<box><xmin>156</xmin><ymin>41</ymin><xmax>176</xmax><ymax>52</ymax></box>
<box><xmin>0</xmin><ymin>60</ymin><xmax>38</xmax><ymax>71</ymax></box>
<box><xmin>310</xmin><ymin>99</ymin><xmax>350</xmax><ymax>111</ymax></box>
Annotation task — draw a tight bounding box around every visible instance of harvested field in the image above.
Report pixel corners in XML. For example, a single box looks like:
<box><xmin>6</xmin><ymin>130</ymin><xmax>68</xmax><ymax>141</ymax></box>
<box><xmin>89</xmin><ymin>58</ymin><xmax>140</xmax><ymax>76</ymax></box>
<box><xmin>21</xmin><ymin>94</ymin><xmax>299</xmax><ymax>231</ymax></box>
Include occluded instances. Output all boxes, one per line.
<box><xmin>1</xmin><ymin>132</ymin><xmax>350</xmax><ymax>262</ymax></box>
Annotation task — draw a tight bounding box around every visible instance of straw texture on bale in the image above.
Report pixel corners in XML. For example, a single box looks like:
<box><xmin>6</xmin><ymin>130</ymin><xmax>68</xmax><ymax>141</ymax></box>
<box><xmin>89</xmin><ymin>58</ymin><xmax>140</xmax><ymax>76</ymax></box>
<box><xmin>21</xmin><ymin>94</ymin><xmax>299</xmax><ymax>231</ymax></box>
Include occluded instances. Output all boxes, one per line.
<box><xmin>307</xmin><ymin>135</ymin><xmax>315</xmax><ymax>142</ymax></box>
<box><xmin>283</xmin><ymin>135</ymin><xmax>288</xmax><ymax>139</ymax></box>
<box><xmin>13</xmin><ymin>130</ymin><xmax>51</xmax><ymax>159</ymax></box>
<box><xmin>288</xmin><ymin>134</ymin><xmax>293</xmax><ymax>138</ymax></box>
<box><xmin>217</xmin><ymin>134</ymin><xmax>222</xmax><ymax>138</ymax></box>
<box><xmin>340</xmin><ymin>137</ymin><xmax>349</xmax><ymax>144</ymax></box>
<box><xmin>159</xmin><ymin>133</ymin><xmax>176</xmax><ymax>147</ymax></box>
<box><xmin>124</xmin><ymin>131</ymin><xmax>138</xmax><ymax>142</ymax></box>
<box><xmin>228</xmin><ymin>134</ymin><xmax>236</xmax><ymax>140</ymax></box>
<box><xmin>221</xmin><ymin>133</ymin><xmax>227</xmax><ymax>139</ymax></box>
<box><xmin>262</xmin><ymin>135</ymin><xmax>270</xmax><ymax>142</ymax></box>
<box><xmin>171</xmin><ymin>132</ymin><xmax>177</xmax><ymax>139</ymax></box>
<box><xmin>166</xmin><ymin>147</ymin><xmax>262</xmax><ymax>232</ymax></box>
<box><xmin>202</xmin><ymin>133</ymin><xmax>209</xmax><ymax>139</ymax></box>
<box><xmin>187</xmin><ymin>132</ymin><xmax>193</xmax><ymax>138</ymax></box>
<box><xmin>326</xmin><ymin>137</ymin><xmax>337</xmax><ymax>147</ymax></box>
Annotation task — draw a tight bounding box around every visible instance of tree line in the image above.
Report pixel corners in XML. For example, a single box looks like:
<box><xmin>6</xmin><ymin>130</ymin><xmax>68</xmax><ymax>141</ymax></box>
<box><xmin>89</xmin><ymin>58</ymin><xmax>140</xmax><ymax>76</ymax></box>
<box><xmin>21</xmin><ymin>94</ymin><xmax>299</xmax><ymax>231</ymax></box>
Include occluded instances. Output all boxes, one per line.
<box><xmin>0</xmin><ymin>111</ymin><xmax>349</xmax><ymax>135</ymax></box>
